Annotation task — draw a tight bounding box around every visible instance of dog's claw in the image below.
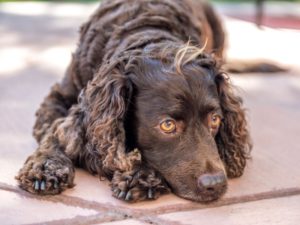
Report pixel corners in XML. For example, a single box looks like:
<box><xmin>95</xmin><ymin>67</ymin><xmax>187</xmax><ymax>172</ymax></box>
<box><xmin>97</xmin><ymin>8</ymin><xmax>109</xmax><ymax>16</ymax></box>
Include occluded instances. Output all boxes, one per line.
<box><xmin>148</xmin><ymin>188</ymin><xmax>153</xmax><ymax>199</ymax></box>
<box><xmin>40</xmin><ymin>181</ymin><xmax>46</xmax><ymax>190</ymax></box>
<box><xmin>118</xmin><ymin>191</ymin><xmax>126</xmax><ymax>199</ymax></box>
<box><xmin>54</xmin><ymin>181</ymin><xmax>58</xmax><ymax>189</ymax></box>
<box><xmin>125</xmin><ymin>191</ymin><xmax>132</xmax><ymax>201</ymax></box>
<box><xmin>125</xmin><ymin>176</ymin><xmax>132</xmax><ymax>187</ymax></box>
<box><xmin>34</xmin><ymin>180</ymin><xmax>40</xmax><ymax>190</ymax></box>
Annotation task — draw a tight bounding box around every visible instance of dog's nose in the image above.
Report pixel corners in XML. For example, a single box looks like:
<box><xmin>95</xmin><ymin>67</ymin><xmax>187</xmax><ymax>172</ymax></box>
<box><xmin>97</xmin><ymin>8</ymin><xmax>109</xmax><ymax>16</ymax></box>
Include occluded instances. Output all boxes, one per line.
<box><xmin>197</xmin><ymin>172</ymin><xmax>226</xmax><ymax>193</ymax></box>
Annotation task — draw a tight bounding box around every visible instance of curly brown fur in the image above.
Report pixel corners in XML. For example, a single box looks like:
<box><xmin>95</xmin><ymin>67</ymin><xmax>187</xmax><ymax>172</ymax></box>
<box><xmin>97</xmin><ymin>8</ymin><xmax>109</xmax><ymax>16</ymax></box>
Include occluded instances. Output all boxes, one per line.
<box><xmin>16</xmin><ymin>0</ymin><xmax>251</xmax><ymax>202</ymax></box>
<box><xmin>16</xmin><ymin>117</ymin><xmax>77</xmax><ymax>194</ymax></box>
<box><xmin>215</xmin><ymin>74</ymin><xmax>252</xmax><ymax>178</ymax></box>
<box><xmin>111</xmin><ymin>164</ymin><xmax>169</xmax><ymax>201</ymax></box>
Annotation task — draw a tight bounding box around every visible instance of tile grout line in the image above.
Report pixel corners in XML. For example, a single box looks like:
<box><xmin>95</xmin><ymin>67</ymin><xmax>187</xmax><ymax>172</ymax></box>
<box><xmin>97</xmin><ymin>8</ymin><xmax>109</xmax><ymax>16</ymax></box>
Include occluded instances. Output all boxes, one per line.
<box><xmin>23</xmin><ymin>213</ymin><xmax>125</xmax><ymax>225</ymax></box>
<box><xmin>0</xmin><ymin>182</ymin><xmax>140</xmax><ymax>225</ymax></box>
<box><xmin>0</xmin><ymin>182</ymin><xmax>178</xmax><ymax>225</ymax></box>
<box><xmin>1</xmin><ymin>182</ymin><xmax>300</xmax><ymax>218</ymax></box>
<box><xmin>139</xmin><ymin>187</ymin><xmax>300</xmax><ymax>216</ymax></box>
<box><xmin>24</xmin><ymin>214</ymin><xmax>183</xmax><ymax>225</ymax></box>
<box><xmin>0</xmin><ymin>182</ymin><xmax>134</xmax><ymax>217</ymax></box>
<box><xmin>137</xmin><ymin>216</ymin><xmax>184</xmax><ymax>225</ymax></box>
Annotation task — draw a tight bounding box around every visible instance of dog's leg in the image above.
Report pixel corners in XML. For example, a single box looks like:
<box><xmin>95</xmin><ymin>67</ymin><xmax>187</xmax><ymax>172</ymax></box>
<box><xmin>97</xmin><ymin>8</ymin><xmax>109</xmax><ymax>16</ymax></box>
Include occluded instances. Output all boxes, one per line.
<box><xmin>33</xmin><ymin>85</ymin><xmax>74</xmax><ymax>143</ymax></box>
<box><xmin>32</xmin><ymin>56</ymin><xmax>84</xmax><ymax>143</ymax></box>
<box><xmin>111</xmin><ymin>165</ymin><xmax>170</xmax><ymax>202</ymax></box>
<box><xmin>16</xmin><ymin>105</ymin><xmax>85</xmax><ymax>194</ymax></box>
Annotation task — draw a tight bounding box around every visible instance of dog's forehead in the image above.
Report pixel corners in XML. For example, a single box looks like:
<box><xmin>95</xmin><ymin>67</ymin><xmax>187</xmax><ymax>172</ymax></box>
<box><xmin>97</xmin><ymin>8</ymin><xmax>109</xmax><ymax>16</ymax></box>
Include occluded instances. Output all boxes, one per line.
<box><xmin>137</xmin><ymin>65</ymin><xmax>219</xmax><ymax>117</ymax></box>
<box><xmin>166</xmin><ymin>65</ymin><xmax>217</xmax><ymax>97</ymax></box>
<box><xmin>172</xmin><ymin>70</ymin><xmax>219</xmax><ymax>112</ymax></box>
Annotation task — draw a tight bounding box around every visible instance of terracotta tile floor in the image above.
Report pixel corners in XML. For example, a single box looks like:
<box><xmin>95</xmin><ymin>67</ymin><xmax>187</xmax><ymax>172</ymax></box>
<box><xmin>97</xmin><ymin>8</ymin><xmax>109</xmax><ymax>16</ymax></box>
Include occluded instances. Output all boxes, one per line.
<box><xmin>0</xmin><ymin>2</ymin><xmax>299</xmax><ymax>225</ymax></box>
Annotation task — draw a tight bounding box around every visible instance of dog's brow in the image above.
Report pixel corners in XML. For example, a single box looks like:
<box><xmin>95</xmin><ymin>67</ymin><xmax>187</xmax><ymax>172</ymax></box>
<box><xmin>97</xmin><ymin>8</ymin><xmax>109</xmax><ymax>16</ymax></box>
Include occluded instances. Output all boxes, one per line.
<box><xmin>165</xmin><ymin>103</ymin><xmax>187</xmax><ymax>118</ymax></box>
<box><xmin>201</xmin><ymin>99</ymin><xmax>221</xmax><ymax>112</ymax></box>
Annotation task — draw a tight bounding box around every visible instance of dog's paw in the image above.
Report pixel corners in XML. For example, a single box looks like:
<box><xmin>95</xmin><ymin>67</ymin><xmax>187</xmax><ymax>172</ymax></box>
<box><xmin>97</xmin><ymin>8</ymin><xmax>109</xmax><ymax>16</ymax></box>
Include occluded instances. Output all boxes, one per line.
<box><xmin>111</xmin><ymin>167</ymin><xmax>170</xmax><ymax>202</ymax></box>
<box><xmin>16</xmin><ymin>153</ymin><xmax>75</xmax><ymax>195</ymax></box>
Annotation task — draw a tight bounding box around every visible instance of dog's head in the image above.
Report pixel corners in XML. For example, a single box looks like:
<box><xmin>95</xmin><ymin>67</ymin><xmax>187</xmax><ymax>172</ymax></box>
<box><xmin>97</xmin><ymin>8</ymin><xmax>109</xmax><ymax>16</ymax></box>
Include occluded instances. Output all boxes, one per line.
<box><xmin>84</xmin><ymin>43</ymin><xmax>251</xmax><ymax>202</ymax></box>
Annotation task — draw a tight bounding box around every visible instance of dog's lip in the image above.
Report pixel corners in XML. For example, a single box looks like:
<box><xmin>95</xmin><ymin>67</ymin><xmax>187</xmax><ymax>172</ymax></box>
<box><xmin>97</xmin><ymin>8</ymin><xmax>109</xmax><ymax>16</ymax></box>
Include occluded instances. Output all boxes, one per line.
<box><xmin>179</xmin><ymin>191</ymin><xmax>226</xmax><ymax>203</ymax></box>
<box><xmin>173</xmin><ymin>184</ymin><xmax>227</xmax><ymax>203</ymax></box>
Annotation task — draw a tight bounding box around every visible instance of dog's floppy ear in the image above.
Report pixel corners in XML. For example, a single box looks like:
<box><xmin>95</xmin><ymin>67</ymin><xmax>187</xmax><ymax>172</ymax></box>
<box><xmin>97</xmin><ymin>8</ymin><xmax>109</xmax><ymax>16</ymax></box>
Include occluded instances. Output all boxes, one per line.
<box><xmin>81</xmin><ymin>60</ymin><xmax>141</xmax><ymax>177</ymax></box>
<box><xmin>215</xmin><ymin>73</ymin><xmax>252</xmax><ymax>178</ymax></box>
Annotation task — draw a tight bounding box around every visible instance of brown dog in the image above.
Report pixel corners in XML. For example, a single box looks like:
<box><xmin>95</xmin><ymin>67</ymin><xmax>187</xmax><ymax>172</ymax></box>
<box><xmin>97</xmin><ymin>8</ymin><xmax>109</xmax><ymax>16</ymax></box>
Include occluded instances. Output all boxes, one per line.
<box><xmin>16</xmin><ymin>0</ymin><xmax>252</xmax><ymax>202</ymax></box>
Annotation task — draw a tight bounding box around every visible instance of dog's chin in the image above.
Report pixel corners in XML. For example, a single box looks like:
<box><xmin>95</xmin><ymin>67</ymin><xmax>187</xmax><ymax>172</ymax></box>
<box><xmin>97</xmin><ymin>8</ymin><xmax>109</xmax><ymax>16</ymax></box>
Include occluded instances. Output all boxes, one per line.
<box><xmin>174</xmin><ymin>186</ymin><xmax>227</xmax><ymax>203</ymax></box>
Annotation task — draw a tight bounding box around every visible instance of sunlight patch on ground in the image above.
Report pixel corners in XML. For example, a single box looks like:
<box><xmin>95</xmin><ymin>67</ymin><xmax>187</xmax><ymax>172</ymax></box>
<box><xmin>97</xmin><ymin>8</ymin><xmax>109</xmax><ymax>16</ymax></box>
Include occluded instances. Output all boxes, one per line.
<box><xmin>0</xmin><ymin>47</ymin><xmax>31</xmax><ymax>75</ymax></box>
<box><xmin>224</xmin><ymin>17</ymin><xmax>300</xmax><ymax>69</ymax></box>
<box><xmin>0</xmin><ymin>2</ymin><xmax>97</xmax><ymax>18</ymax></box>
<box><xmin>0</xmin><ymin>46</ymin><xmax>73</xmax><ymax>77</ymax></box>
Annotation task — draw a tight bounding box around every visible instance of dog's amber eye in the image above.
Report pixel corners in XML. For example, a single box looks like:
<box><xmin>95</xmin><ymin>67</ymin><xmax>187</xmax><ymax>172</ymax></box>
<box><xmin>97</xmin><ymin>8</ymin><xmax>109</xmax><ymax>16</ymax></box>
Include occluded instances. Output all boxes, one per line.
<box><xmin>210</xmin><ymin>113</ymin><xmax>221</xmax><ymax>129</ymax></box>
<box><xmin>160</xmin><ymin>119</ymin><xmax>176</xmax><ymax>133</ymax></box>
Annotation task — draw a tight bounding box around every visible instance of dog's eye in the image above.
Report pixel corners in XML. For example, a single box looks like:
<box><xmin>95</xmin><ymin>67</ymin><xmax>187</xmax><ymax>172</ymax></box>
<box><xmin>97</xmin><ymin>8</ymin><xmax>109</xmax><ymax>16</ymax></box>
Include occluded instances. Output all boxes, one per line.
<box><xmin>160</xmin><ymin>119</ymin><xmax>176</xmax><ymax>133</ymax></box>
<box><xmin>210</xmin><ymin>113</ymin><xmax>221</xmax><ymax>129</ymax></box>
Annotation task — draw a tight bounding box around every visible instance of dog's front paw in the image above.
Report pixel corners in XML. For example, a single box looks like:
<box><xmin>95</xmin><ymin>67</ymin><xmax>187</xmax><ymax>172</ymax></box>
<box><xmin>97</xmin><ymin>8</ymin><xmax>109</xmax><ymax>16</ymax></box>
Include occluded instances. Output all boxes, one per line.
<box><xmin>111</xmin><ymin>167</ymin><xmax>170</xmax><ymax>202</ymax></box>
<box><xmin>16</xmin><ymin>152</ymin><xmax>75</xmax><ymax>195</ymax></box>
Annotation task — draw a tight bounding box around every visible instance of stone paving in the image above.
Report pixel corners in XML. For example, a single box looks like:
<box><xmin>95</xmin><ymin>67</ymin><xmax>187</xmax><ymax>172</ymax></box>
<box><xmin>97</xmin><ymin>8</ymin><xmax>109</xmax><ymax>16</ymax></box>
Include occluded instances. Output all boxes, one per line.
<box><xmin>0</xmin><ymin>2</ymin><xmax>300</xmax><ymax>225</ymax></box>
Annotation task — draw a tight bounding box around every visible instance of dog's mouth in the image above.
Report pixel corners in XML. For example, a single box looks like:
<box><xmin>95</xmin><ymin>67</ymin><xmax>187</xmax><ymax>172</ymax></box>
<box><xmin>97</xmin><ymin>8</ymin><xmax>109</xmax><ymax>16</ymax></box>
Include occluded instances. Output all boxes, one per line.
<box><xmin>166</xmin><ymin>173</ymin><xmax>228</xmax><ymax>203</ymax></box>
<box><xmin>173</xmin><ymin>184</ymin><xmax>227</xmax><ymax>203</ymax></box>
